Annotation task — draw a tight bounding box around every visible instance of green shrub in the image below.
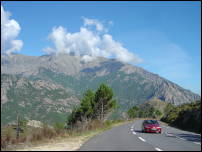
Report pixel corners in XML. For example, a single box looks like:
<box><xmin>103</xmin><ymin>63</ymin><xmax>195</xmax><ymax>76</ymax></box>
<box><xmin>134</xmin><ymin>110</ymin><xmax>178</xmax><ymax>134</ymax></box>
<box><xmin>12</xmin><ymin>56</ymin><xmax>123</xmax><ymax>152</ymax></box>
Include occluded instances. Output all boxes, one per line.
<box><xmin>53</xmin><ymin>122</ymin><xmax>65</xmax><ymax>135</ymax></box>
<box><xmin>161</xmin><ymin>100</ymin><xmax>201</xmax><ymax>133</ymax></box>
<box><xmin>104</xmin><ymin>120</ymin><xmax>113</xmax><ymax>128</ymax></box>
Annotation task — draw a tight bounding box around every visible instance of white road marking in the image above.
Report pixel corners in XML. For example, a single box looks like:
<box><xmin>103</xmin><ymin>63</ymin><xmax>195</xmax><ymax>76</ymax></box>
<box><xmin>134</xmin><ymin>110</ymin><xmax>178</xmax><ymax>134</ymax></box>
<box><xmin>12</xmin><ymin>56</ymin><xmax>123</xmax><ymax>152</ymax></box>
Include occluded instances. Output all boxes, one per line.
<box><xmin>179</xmin><ymin>137</ymin><xmax>186</xmax><ymax>140</ymax></box>
<box><xmin>164</xmin><ymin>124</ymin><xmax>201</xmax><ymax>146</ymax></box>
<box><xmin>138</xmin><ymin>137</ymin><xmax>146</xmax><ymax>142</ymax></box>
<box><xmin>132</xmin><ymin>131</ymin><xmax>136</xmax><ymax>135</ymax></box>
<box><xmin>165</xmin><ymin>133</ymin><xmax>174</xmax><ymax>136</ymax></box>
<box><xmin>155</xmin><ymin>147</ymin><xmax>163</xmax><ymax>151</ymax></box>
<box><xmin>166</xmin><ymin>132</ymin><xmax>201</xmax><ymax>145</ymax></box>
<box><xmin>131</xmin><ymin>124</ymin><xmax>135</xmax><ymax>131</ymax></box>
<box><xmin>166</xmin><ymin>132</ymin><xmax>187</xmax><ymax>141</ymax></box>
<box><xmin>193</xmin><ymin>142</ymin><xmax>201</xmax><ymax>145</ymax></box>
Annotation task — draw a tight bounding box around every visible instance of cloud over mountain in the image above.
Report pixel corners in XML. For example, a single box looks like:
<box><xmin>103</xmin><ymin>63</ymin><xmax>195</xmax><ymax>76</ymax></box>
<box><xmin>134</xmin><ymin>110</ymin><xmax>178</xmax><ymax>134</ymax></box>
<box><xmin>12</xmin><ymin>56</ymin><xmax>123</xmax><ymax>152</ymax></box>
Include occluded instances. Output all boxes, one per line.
<box><xmin>1</xmin><ymin>5</ymin><xmax>23</xmax><ymax>55</ymax></box>
<box><xmin>43</xmin><ymin>17</ymin><xmax>142</xmax><ymax>63</ymax></box>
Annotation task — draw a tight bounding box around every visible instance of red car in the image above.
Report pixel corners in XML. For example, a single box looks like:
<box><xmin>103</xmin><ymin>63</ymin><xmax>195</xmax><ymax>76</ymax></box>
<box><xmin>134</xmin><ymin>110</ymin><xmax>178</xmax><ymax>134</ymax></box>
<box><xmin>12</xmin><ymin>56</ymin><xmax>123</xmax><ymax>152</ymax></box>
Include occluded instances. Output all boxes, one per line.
<box><xmin>142</xmin><ymin>120</ymin><xmax>162</xmax><ymax>134</ymax></box>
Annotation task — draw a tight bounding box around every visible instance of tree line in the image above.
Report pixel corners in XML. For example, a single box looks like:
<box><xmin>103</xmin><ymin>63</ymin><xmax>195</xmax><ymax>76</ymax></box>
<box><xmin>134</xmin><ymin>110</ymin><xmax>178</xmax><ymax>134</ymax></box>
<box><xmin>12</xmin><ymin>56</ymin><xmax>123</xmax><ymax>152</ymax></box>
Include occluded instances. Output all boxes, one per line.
<box><xmin>127</xmin><ymin>104</ymin><xmax>163</xmax><ymax>119</ymax></box>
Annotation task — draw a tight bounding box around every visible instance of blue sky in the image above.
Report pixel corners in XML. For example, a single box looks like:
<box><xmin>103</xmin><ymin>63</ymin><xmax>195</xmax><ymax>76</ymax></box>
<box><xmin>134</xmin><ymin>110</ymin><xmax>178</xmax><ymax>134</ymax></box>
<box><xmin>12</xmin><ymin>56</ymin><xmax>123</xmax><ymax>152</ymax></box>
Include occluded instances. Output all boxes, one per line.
<box><xmin>1</xmin><ymin>1</ymin><xmax>201</xmax><ymax>95</ymax></box>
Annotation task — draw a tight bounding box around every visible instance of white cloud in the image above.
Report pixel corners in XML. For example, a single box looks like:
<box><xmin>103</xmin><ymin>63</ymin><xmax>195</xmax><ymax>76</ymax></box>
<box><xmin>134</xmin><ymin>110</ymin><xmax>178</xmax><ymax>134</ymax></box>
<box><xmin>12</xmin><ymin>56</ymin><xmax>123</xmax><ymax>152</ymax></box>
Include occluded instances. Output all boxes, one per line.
<box><xmin>1</xmin><ymin>5</ymin><xmax>23</xmax><ymax>55</ymax></box>
<box><xmin>44</xmin><ymin>17</ymin><xmax>142</xmax><ymax>64</ymax></box>
<box><xmin>83</xmin><ymin>17</ymin><xmax>105</xmax><ymax>32</ymax></box>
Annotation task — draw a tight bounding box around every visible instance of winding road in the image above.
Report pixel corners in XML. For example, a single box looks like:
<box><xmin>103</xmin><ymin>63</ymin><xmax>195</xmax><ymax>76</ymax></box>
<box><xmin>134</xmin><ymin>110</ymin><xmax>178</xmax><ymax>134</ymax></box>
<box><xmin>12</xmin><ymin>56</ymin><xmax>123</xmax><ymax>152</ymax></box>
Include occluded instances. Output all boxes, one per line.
<box><xmin>79</xmin><ymin>119</ymin><xmax>201</xmax><ymax>151</ymax></box>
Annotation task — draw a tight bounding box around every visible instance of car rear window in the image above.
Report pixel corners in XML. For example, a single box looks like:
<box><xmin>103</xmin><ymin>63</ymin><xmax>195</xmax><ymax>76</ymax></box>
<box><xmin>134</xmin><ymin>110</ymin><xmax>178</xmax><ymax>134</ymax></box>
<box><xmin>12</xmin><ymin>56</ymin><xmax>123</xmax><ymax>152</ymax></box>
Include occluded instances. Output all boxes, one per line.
<box><xmin>145</xmin><ymin>120</ymin><xmax>159</xmax><ymax>124</ymax></box>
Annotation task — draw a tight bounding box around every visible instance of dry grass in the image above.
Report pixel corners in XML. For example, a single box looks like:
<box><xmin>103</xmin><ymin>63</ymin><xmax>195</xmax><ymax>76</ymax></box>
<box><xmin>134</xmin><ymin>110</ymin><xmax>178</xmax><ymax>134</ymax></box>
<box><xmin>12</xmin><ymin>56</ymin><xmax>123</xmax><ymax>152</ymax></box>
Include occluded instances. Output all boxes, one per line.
<box><xmin>1</xmin><ymin>119</ymin><xmax>132</xmax><ymax>151</ymax></box>
<box><xmin>1</xmin><ymin>124</ymin><xmax>59</xmax><ymax>151</ymax></box>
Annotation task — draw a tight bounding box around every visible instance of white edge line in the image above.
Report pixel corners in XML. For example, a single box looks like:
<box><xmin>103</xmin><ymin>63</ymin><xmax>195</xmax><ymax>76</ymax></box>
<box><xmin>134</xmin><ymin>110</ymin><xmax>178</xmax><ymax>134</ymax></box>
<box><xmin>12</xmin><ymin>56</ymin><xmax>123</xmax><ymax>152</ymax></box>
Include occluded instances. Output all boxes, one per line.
<box><xmin>165</xmin><ymin>133</ymin><xmax>173</xmax><ymax>136</ymax></box>
<box><xmin>193</xmin><ymin>142</ymin><xmax>201</xmax><ymax>145</ymax></box>
<box><xmin>155</xmin><ymin>147</ymin><xmax>163</xmax><ymax>151</ymax></box>
<box><xmin>179</xmin><ymin>137</ymin><xmax>186</xmax><ymax>140</ymax></box>
<box><xmin>166</xmin><ymin>132</ymin><xmax>201</xmax><ymax>144</ymax></box>
<box><xmin>138</xmin><ymin>137</ymin><xmax>146</xmax><ymax>142</ymax></box>
<box><xmin>132</xmin><ymin>131</ymin><xmax>136</xmax><ymax>135</ymax></box>
<box><xmin>166</xmin><ymin>133</ymin><xmax>185</xmax><ymax>140</ymax></box>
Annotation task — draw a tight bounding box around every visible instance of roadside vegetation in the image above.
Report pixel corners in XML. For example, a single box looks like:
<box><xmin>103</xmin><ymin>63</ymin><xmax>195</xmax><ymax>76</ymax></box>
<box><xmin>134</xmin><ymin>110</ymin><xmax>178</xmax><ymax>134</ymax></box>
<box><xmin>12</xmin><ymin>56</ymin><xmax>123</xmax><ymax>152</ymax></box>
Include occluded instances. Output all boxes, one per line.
<box><xmin>161</xmin><ymin>100</ymin><xmax>201</xmax><ymax>133</ymax></box>
<box><xmin>127</xmin><ymin>98</ymin><xmax>165</xmax><ymax>120</ymax></box>
<box><xmin>127</xmin><ymin>99</ymin><xmax>201</xmax><ymax>134</ymax></box>
<box><xmin>1</xmin><ymin>83</ymin><xmax>127</xmax><ymax>151</ymax></box>
<box><xmin>1</xmin><ymin>118</ymin><xmax>129</xmax><ymax>151</ymax></box>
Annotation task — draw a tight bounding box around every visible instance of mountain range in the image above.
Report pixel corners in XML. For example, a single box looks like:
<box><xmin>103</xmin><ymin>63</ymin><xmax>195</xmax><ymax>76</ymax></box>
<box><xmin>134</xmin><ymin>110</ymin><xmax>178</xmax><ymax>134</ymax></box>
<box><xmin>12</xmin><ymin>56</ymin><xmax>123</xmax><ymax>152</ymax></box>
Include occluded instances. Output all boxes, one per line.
<box><xmin>1</xmin><ymin>53</ymin><xmax>200</xmax><ymax>126</ymax></box>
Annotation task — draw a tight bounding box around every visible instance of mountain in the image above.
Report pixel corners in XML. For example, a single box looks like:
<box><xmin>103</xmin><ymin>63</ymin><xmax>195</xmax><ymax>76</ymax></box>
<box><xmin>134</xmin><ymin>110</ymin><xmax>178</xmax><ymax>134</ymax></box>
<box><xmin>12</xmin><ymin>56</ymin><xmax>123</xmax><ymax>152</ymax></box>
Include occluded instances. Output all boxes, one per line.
<box><xmin>1</xmin><ymin>74</ymin><xmax>80</xmax><ymax>126</ymax></box>
<box><xmin>1</xmin><ymin>53</ymin><xmax>200</xmax><ymax>125</ymax></box>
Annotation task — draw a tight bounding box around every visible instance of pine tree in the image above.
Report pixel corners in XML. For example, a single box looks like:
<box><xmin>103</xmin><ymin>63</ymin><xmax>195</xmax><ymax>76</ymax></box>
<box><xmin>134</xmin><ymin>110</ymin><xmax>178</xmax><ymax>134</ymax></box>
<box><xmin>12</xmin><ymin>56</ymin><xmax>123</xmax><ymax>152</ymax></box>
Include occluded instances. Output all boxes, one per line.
<box><xmin>80</xmin><ymin>89</ymin><xmax>95</xmax><ymax>121</ymax></box>
<box><xmin>93</xmin><ymin>83</ymin><xmax>117</xmax><ymax>120</ymax></box>
<box><xmin>66</xmin><ymin>84</ymin><xmax>117</xmax><ymax>128</ymax></box>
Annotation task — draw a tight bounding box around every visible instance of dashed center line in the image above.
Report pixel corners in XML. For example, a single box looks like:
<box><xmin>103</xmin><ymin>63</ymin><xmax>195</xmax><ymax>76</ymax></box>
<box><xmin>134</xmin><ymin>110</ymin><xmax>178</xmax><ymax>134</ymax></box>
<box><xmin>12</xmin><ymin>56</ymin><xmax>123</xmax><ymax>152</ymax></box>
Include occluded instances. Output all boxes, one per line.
<box><xmin>155</xmin><ymin>147</ymin><xmax>163</xmax><ymax>151</ymax></box>
<box><xmin>132</xmin><ymin>131</ymin><xmax>136</xmax><ymax>135</ymax></box>
<box><xmin>138</xmin><ymin>137</ymin><xmax>146</xmax><ymax>142</ymax></box>
<box><xmin>130</xmin><ymin>122</ymin><xmax>200</xmax><ymax>151</ymax></box>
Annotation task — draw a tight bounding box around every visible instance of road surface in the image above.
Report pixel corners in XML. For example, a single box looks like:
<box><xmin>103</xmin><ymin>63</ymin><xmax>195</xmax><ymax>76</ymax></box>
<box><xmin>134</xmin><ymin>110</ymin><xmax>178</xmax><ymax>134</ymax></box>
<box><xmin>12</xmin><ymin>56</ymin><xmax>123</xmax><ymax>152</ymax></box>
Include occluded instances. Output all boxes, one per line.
<box><xmin>79</xmin><ymin>119</ymin><xmax>201</xmax><ymax>151</ymax></box>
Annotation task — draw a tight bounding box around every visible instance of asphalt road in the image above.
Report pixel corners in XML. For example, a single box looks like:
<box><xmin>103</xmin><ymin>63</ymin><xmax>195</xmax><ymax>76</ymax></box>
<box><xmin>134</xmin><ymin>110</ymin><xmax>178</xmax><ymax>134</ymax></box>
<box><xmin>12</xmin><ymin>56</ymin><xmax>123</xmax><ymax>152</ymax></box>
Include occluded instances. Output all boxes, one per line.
<box><xmin>79</xmin><ymin>119</ymin><xmax>201</xmax><ymax>151</ymax></box>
